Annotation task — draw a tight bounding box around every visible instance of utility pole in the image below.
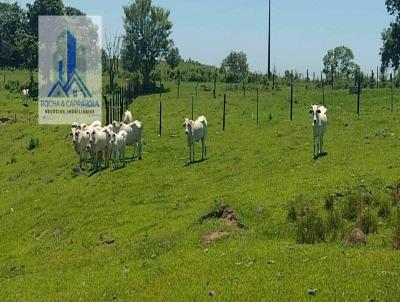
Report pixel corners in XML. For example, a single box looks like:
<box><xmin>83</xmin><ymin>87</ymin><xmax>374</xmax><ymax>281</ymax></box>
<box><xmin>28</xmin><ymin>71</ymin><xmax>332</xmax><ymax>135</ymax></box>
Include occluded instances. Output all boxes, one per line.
<box><xmin>267</xmin><ymin>0</ymin><xmax>271</xmax><ymax>79</ymax></box>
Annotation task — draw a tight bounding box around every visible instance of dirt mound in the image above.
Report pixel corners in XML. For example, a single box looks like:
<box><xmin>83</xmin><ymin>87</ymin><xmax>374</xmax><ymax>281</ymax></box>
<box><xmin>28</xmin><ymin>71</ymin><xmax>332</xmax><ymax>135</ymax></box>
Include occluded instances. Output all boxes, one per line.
<box><xmin>0</xmin><ymin>116</ymin><xmax>14</xmax><ymax>124</ymax></box>
<box><xmin>200</xmin><ymin>205</ymin><xmax>243</xmax><ymax>228</ymax></box>
<box><xmin>346</xmin><ymin>228</ymin><xmax>366</xmax><ymax>245</ymax></box>
<box><xmin>202</xmin><ymin>231</ymin><xmax>231</xmax><ymax>244</ymax></box>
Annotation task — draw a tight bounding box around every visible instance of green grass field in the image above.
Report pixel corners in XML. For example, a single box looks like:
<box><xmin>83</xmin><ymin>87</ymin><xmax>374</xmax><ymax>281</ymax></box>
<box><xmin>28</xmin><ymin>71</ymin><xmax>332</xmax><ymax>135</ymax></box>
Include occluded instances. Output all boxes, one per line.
<box><xmin>1</xmin><ymin>70</ymin><xmax>400</xmax><ymax>301</ymax></box>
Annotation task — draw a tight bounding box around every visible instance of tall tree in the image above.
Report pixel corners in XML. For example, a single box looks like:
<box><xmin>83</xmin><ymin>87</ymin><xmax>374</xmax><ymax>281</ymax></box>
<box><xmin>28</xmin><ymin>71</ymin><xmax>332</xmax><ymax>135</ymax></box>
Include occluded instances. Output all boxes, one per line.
<box><xmin>26</xmin><ymin>0</ymin><xmax>64</xmax><ymax>37</ymax></box>
<box><xmin>122</xmin><ymin>0</ymin><xmax>173</xmax><ymax>90</ymax></box>
<box><xmin>0</xmin><ymin>2</ymin><xmax>26</xmax><ymax>68</ymax></box>
<box><xmin>221</xmin><ymin>51</ymin><xmax>249</xmax><ymax>83</ymax></box>
<box><xmin>166</xmin><ymin>45</ymin><xmax>181</xmax><ymax>70</ymax></box>
<box><xmin>104</xmin><ymin>33</ymin><xmax>121</xmax><ymax>93</ymax></box>
<box><xmin>323</xmin><ymin>46</ymin><xmax>359</xmax><ymax>86</ymax></box>
<box><xmin>381</xmin><ymin>1</ymin><xmax>400</xmax><ymax>70</ymax></box>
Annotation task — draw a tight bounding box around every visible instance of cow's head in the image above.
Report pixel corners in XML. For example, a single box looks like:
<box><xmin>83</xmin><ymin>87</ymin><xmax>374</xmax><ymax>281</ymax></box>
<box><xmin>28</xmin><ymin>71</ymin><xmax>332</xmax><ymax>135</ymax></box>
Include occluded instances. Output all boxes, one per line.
<box><xmin>182</xmin><ymin>118</ymin><xmax>193</xmax><ymax>135</ymax></box>
<box><xmin>309</xmin><ymin>105</ymin><xmax>321</xmax><ymax>126</ymax></box>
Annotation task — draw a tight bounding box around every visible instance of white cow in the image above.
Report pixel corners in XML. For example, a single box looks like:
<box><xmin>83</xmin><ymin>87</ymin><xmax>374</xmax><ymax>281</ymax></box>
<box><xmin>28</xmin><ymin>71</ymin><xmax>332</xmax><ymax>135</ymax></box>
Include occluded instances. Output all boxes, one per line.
<box><xmin>22</xmin><ymin>89</ymin><xmax>29</xmax><ymax>106</ymax></box>
<box><xmin>183</xmin><ymin>115</ymin><xmax>208</xmax><ymax>163</ymax></box>
<box><xmin>88</xmin><ymin>127</ymin><xmax>111</xmax><ymax>170</ymax></box>
<box><xmin>122</xmin><ymin>110</ymin><xmax>133</xmax><ymax>124</ymax></box>
<box><xmin>114</xmin><ymin>120</ymin><xmax>143</xmax><ymax>160</ymax></box>
<box><xmin>110</xmin><ymin>130</ymin><xmax>127</xmax><ymax>169</ymax></box>
<box><xmin>309</xmin><ymin>105</ymin><xmax>327</xmax><ymax>158</ymax></box>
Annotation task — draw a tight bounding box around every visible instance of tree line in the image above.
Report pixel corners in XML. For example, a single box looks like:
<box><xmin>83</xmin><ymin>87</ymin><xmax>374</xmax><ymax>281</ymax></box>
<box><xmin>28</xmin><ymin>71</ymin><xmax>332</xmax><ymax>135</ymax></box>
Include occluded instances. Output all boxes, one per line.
<box><xmin>1</xmin><ymin>0</ymin><xmax>400</xmax><ymax>92</ymax></box>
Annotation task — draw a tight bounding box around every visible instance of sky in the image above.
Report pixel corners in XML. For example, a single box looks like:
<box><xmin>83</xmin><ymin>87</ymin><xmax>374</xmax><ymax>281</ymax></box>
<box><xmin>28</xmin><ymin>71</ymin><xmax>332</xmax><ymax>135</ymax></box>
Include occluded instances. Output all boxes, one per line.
<box><xmin>13</xmin><ymin>0</ymin><xmax>394</xmax><ymax>75</ymax></box>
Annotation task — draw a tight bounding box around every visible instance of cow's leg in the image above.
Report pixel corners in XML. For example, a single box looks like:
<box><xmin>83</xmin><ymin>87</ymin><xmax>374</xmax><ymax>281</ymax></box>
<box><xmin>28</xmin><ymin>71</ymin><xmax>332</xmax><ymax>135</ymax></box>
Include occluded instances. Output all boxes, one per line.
<box><xmin>137</xmin><ymin>141</ymin><xmax>142</xmax><ymax>160</ymax></box>
<box><xmin>313</xmin><ymin>136</ymin><xmax>316</xmax><ymax>158</ymax></box>
<box><xmin>321</xmin><ymin>134</ymin><xmax>324</xmax><ymax>154</ymax></box>
<box><xmin>201</xmin><ymin>138</ymin><xmax>205</xmax><ymax>160</ymax></box>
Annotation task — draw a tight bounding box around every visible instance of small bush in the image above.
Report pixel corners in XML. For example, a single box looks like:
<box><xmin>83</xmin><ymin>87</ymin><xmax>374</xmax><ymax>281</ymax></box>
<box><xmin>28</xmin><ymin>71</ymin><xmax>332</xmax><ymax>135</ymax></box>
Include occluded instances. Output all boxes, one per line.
<box><xmin>324</xmin><ymin>194</ymin><xmax>335</xmax><ymax>211</ymax></box>
<box><xmin>389</xmin><ymin>181</ymin><xmax>400</xmax><ymax>206</ymax></box>
<box><xmin>27</xmin><ymin>137</ymin><xmax>39</xmax><ymax>151</ymax></box>
<box><xmin>342</xmin><ymin>192</ymin><xmax>362</xmax><ymax>221</ymax></box>
<box><xmin>296</xmin><ymin>209</ymin><xmax>325</xmax><ymax>244</ymax></box>
<box><xmin>378</xmin><ymin>199</ymin><xmax>391</xmax><ymax>218</ymax></box>
<box><xmin>287</xmin><ymin>202</ymin><xmax>297</xmax><ymax>222</ymax></box>
<box><xmin>357</xmin><ymin>208</ymin><xmax>378</xmax><ymax>234</ymax></box>
<box><xmin>326</xmin><ymin>209</ymin><xmax>343</xmax><ymax>233</ymax></box>
<box><xmin>391</xmin><ymin>207</ymin><xmax>400</xmax><ymax>249</ymax></box>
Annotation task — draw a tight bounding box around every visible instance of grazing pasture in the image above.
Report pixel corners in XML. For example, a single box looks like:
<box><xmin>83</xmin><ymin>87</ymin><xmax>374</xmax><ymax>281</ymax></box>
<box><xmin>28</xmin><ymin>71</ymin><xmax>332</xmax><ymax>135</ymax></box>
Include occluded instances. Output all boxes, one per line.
<box><xmin>1</xmin><ymin>74</ymin><xmax>400</xmax><ymax>301</ymax></box>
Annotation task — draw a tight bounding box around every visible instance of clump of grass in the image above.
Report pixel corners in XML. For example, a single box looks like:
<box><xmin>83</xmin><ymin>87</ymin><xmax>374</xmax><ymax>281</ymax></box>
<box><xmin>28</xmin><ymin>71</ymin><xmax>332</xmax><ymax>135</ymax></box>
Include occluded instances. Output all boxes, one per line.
<box><xmin>287</xmin><ymin>202</ymin><xmax>297</xmax><ymax>222</ymax></box>
<box><xmin>388</xmin><ymin>181</ymin><xmax>400</xmax><ymax>206</ymax></box>
<box><xmin>326</xmin><ymin>209</ymin><xmax>343</xmax><ymax>236</ymax></box>
<box><xmin>268</xmin><ymin>112</ymin><xmax>272</xmax><ymax>122</ymax></box>
<box><xmin>296</xmin><ymin>209</ymin><xmax>325</xmax><ymax>244</ymax></box>
<box><xmin>357</xmin><ymin>208</ymin><xmax>378</xmax><ymax>235</ymax></box>
<box><xmin>6</xmin><ymin>152</ymin><xmax>17</xmax><ymax>165</ymax></box>
<box><xmin>391</xmin><ymin>207</ymin><xmax>400</xmax><ymax>249</ymax></box>
<box><xmin>27</xmin><ymin>137</ymin><xmax>39</xmax><ymax>151</ymax></box>
<box><xmin>324</xmin><ymin>194</ymin><xmax>335</xmax><ymax>211</ymax></box>
<box><xmin>342</xmin><ymin>192</ymin><xmax>362</xmax><ymax>221</ymax></box>
<box><xmin>378</xmin><ymin>198</ymin><xmax>391</xmax><ymax>218</ymax></box>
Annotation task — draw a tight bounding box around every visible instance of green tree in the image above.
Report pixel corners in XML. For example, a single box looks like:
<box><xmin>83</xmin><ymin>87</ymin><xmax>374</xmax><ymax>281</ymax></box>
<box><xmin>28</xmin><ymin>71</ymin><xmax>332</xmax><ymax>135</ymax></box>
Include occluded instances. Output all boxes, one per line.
<box><xmin>0</xmin><ymin>2</ymin><xmax>26</xmax><ymax>68</ymax></box>
<box><xmin>166</xmin><ymin>45</ymin><xmax>181</xmax><ymax>70</ymax></box>
<box><xmin>381</xmin><ymin>1</ymin><xmax>400</xmax><ymax>70</ymax></box>
<box><xmin>122</xmin><ymin>0</ymin><xmax>173</xmax><ymax>90</ymax></box>
<box><xmin>221</xmin><ymin>51</ymin><xmax>249</xmax><ymax>83</ymax></box>
<box><xmin>26</xmin><ymin>0</ymin><xmax>64</xmax><ymax>37</ymax></box>
<box><xmin>323</xmin><ymin>46</ymin><xmax>359</xmax><ymax>87</ymax></box>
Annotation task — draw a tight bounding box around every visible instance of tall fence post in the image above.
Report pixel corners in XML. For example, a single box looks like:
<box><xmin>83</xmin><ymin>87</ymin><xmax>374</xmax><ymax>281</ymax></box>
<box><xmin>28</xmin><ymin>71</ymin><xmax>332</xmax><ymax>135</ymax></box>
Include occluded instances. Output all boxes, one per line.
<box><xmin>191</xmin><ymin>96</ymin><xmax>194</xmax><ymax>120</ymax></box>
<box><xmin>103</xmin><ymin>95</ymin><xmax>109</xmax><ymax>125</ymax></box>
<box><xmin>290</xmin><ymin>73</ymin><xmax>293</xmax><ymax>121</ymax></box>
<box><xmin>213</xmin><ymin>69</ymin><xmax>217</xmax><ymax>99</ymax></box>
<box><xmin>159</xmin><ymin>100</ymin><xmax>162</xmax><ymax>136</ymax></box>
<box><xmin>222</xmin><ymin>94</ymin><xmax>226</xmax><ymax>130</ymax></box>
<box><xmin>321</xmin><ymin>73</ymin><xmax>325</xmax><ymax>106</ymax></box>
<box><xmin>272</xmin><ymin>73</ymin><xmax>275</xmax><ymax>90</ymax></box>
<box><xmin>256</xmin><ymin>88</ymin><xmax>259</xmax><ymax>125</ymax></box>
<box><xmin>357</xmin><ymin>73</ymin><xmax>361</xmax><ymax>115</ymax></box>
<box><xmin>243</xmin><ymin>82</ymin><xmax>246</xmax><ymax>98</ymax></box>
<box><xmin>391</xmin><ymin>73</ymin><xmax>394</xmax><ymax>113</ymax></box>
<box><xmin>377</xmin><ymin>66</ymin><xmax>379</xmax><ymax>89</ymax></box>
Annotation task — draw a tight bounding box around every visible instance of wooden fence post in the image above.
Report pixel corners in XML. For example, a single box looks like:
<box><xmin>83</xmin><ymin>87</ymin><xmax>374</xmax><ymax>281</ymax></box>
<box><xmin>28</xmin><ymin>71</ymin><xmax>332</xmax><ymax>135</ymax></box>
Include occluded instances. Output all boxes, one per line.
<box><xmin>256</xmin><ymin>88</ymin><xmax>259</xmax><ymax>125</ymax></box>
<box><xmin>290</xmin><ymin>73</ymin><xmax>293</xmax><ymax>121</ymax></box>
<box><xmin>391</xmin><ymin>73</ymin><xmax>394</xmax><ymax>113</ymax></box>
<box><xmin>272</xmin><ymin>73</ymin><xmax>275</xmax><ymax>90</ymax></box>
<box><xmin>159</xmin><ymin>101</ymin><xmax>162</xmax><ymax>136</ymax></box>
<box><xmin>357</xmin><ymin>73</ymin><xmax>361</xmax><ymax>115</ymax></box>
<box><xmin>321</xmin><ymin>73</ymin><xmax>325</xmax><ymax>106</ymax></box>
<box><xmin>243</xmin><ymin>82</ymin><xmax>246</xmax><ymax>98</ymax></box>
<box><xmin>222</xmin><ymin>94</ymin><xmax>226</xmax><ymax>130</ymax></box>
<box><xmin>191</xmin><ymin>96</ymin><xmax>194</xmax><ymax>120</ymax></box>
<box><xmin>377</xmin><ymin>66</ymin><xmax>379</xmax><ymax>89</ymax></box>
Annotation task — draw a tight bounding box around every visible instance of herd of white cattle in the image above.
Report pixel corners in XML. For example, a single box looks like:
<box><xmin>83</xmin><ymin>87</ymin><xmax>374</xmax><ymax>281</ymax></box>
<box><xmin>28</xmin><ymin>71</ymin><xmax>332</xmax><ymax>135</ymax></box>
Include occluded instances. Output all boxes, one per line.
<box><xmin>69</xmin><ymin>111</ymin><xmax>210</xmax><ymax>171</ymax></box>
<box><xmin>69</xmin><ymin>111</ymin><xmax>143</xmax><ymax>171</ymax></box>
<box><xmin>68</xmin><ymin>103</ymin><xmax>326</xmax><ymax>171</ymax></box>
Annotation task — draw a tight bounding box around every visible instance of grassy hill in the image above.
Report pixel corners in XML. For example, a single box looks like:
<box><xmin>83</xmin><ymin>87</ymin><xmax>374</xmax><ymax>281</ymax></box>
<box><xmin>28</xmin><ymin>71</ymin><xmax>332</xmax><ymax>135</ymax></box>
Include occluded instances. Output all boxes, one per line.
<box><xmin>1</xmin><ymin>71</ymin><xmax>400</xmax><ymax>301</ymax></box>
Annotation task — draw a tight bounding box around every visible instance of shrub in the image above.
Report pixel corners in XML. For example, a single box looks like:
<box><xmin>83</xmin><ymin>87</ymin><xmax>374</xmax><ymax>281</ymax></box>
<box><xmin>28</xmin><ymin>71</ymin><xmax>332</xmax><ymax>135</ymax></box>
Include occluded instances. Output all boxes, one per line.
<box><xmin>378</xmin><ymin>198</ymin><xmax>391</xmax><ymax>218</ymax></box>
<box><xmin>391</xmin><ymin>207</ymin><xmax>400</xmax><ymax>249</ymax></box>
<box><xmin>357</xmin><ymin>208</ymin><xmax>378</xmax><ymax>234</ymax></box>
<box><xmin>342</xmin><ymin>192</ymin><xmax>362</xmax><ymax>221</ymax></box>
<box><xmin>324</xmin><ymin>194</ymin><xmax>335</xmax><ymax>211</ymax></box>
<box><xmin>389</xmin><ymin>181</ymin><xmax>400</xmax><ymax>206</ymax></box>
<box><xmin>296</xmin><ymin>209</ymin><xmax>325</xmax><ymax>244</ymax></box>
<box><xmin>287</xmin><ymin>202</ymin><xmax>297</xmax><ymax>222</ymax></box>
<box><xmin>27</xmin><ymin>137</ymin><xmax>39</xmax><ymax>151</ymax></box>
<box><xmin>326</xmin><ymin>209</ymin><xmax>343</xmax><ymax>235</ymax></box>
